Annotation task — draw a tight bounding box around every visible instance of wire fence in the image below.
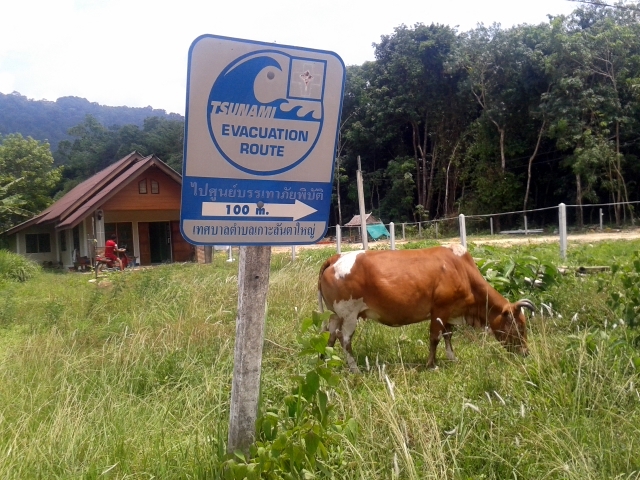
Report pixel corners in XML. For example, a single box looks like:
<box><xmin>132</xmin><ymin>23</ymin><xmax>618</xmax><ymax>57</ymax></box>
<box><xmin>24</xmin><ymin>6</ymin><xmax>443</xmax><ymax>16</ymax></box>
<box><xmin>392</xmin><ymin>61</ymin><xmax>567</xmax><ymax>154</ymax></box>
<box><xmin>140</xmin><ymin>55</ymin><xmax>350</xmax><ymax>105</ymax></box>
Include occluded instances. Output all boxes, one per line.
<box><xmin>210</xmin><ymin>201</ymin><xmax>639</xmax><ymax>263</ymax></box>
<box><xmin>318</xmin><ymin>201</ymin><xmax>640</xmax><ymax>260</ymax></box>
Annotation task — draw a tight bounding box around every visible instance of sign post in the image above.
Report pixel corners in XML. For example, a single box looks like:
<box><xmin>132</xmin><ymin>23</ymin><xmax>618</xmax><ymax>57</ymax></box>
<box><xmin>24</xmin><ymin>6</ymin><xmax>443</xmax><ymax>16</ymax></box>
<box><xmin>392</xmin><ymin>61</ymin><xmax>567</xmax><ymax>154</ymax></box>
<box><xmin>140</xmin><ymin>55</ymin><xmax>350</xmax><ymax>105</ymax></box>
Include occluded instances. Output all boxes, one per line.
<box><xmin>181</xmin><ymin>35</ymin><xmax>345</xmax><ymax>454</ymax></box>
<box><xmin>227</xmin><ymin>245</ymin><xmax>271</xmax><ymax>453</ymax></box>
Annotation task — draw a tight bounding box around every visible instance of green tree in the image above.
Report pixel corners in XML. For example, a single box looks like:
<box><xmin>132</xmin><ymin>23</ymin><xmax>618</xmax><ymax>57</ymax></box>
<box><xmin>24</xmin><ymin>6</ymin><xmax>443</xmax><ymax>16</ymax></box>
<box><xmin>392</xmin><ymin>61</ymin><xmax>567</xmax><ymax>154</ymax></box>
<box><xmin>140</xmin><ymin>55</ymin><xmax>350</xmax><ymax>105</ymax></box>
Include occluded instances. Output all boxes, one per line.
<box><xmin>0</xmin><ymin>134</ymin><xmax>62</xmax><ymax>231</ymax></box>
<box><xmin>370</xmin><ymin>23</ymin><xmax>460</xmax><ymax>214</ymax></box>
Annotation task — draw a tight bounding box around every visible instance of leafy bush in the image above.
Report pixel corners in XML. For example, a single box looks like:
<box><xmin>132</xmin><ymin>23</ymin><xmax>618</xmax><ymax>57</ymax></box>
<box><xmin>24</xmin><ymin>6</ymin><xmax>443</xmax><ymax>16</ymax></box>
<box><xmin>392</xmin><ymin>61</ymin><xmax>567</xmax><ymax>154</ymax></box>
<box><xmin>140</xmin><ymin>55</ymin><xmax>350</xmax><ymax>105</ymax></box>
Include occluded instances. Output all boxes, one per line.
<box><xmin>0</xmin><ymin>249</ymin><xmax>40</xmax><ymax>282</ymax></box>
<box><xmin>600</xmin><ymin>250</ymin><xmax>640</xmax><ymax>329</ymax></box>
<box><xmin>223</xmin><ymin>311</ymin><xmax>356</xmax><ymax>479</ymax></box>
<box><xmin>472</xmin><ymin>245</ymin><xmax>560</xmax><ymax>298</ymax></box>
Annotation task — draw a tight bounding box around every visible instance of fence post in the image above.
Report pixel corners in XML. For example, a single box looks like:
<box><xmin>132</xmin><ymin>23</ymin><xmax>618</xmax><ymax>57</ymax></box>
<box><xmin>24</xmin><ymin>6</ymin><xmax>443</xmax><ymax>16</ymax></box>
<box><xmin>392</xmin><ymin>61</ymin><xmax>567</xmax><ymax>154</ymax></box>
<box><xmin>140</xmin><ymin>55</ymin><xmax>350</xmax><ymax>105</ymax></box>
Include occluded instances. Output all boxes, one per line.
<box><xmin>418</xmin><ymin>222</ymin><xmax>422</xmax><ymax>237</ymax></box>
<box><xmin>336</xmin><ymin>225</ymin><xmax>341</xmax><ymax>254</ymax></box>
<box><xmin>490</xmin><ymin>217</ymin><xmax>494</xmax><ymax>235</ymax></box>
<box><xmin>559</xmin><ymin>203</ymin><xmax>567</xmax><ymax>260</ymax></box>
<box><xmin>599</xmin><ymin>208</ymin><xmax>604</xmax><ymax>231</ymax></box>
<box><xmin>356</xmin><ymin>156</ymin><xmax>368</xmax><ymax>250</ymax></box>
<box><xmin>227</xmin><ymin>246</ymin><xmax>235</xmax><ymax>262</ymax></box>
<box><xmin>524</xmin><ymin>215</ymin><xmax>528</xmax><ymax>235</ymax></box>
<box><xmin>291</xmin><ymin>246</ymin><xmax>296</xmax><ymax>261</ymax></box>
<box><xmin>459</xmin><ymin>214</ymin><xmax>467</xmax><ymax>248</ymax></box>
<box><xmin>402</xmin><ymin>223</ymin><xmax>406</xmax><ymax>241</ymax></box>
<box><xmin>390</xmin><ymin>222</ymin><xmax>395</xmax><ymax>250</ymax></box>
<box><xmin>435</xmin><ymin>221</ymin><xmax>439</xmax><ymax>239</ymax></box>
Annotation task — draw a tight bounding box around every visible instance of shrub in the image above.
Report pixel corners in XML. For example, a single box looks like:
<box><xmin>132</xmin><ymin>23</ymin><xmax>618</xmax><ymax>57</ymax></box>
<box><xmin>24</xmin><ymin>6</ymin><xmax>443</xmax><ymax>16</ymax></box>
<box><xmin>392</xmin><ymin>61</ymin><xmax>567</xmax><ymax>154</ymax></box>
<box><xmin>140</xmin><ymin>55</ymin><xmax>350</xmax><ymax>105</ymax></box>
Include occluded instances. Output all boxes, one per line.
<box><xmin>223</xmin><ymin>311</ymin><xmax>356</xmax><ymax>479</ymax></box>
<box><xmin>0</xmin><ymin>249</ymin><xmax>40</xmax><ymax>282</ymax></box>
<box><xmin>602</xmin><ymin>250</ymin><xmax>640</xmax><ymax>329</ymax></box>
<box><xmin>471</xmin><ymin>245</ymin><xmax>561</xmax><ymax>298</ymax></box>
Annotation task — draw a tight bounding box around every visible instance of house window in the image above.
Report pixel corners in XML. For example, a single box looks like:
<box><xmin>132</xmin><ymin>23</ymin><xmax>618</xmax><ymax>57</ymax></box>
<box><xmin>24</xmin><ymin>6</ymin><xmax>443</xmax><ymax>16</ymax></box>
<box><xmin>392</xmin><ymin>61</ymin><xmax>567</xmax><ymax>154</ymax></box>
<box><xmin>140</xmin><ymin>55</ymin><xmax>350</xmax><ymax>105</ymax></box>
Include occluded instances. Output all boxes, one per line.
<box><xmin>25</xmin><ymin>233</ymin><xmax>51</xmax><ymax>253</ymax></box>
<box><xmin>139</xmin><ymin>179</ymin><xmax>147</xmax><ymax>194</ymax></box>
<box><xmin>151</xmin><ymin>180</ymin><xmax>159</xmax><ymax>194</ymax></box>
<box><xmin>59</xmin><ymin>231</ymin><xmax>67</xmax><ymax>252</ymax></box>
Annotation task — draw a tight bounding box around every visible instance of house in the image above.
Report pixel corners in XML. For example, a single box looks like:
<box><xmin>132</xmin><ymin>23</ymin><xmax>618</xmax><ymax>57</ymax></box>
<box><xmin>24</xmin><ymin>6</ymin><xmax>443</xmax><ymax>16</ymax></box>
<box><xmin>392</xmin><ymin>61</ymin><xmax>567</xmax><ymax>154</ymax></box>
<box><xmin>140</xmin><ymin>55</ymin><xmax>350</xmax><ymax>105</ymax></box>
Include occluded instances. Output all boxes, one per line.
<box><xmin>3</xmin><ymin>152</ymin><xmax>194</xmax><ymax>268</ymax></box>
<box><xmin>343</xmin><ymin>213</ymin><xmax>390</xmax><ymax>241</ymax></box>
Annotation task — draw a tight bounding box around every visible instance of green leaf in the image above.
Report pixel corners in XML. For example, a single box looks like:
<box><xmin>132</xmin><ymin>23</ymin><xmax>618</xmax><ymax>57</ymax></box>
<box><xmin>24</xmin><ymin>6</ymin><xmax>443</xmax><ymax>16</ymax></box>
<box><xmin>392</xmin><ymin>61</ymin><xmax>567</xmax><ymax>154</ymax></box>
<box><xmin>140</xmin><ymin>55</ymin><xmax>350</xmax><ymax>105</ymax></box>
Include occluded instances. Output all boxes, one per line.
<box><xmin>272</xmin><ymin>433</ymin><xmax>289</xmax><ymax>452</ymax></box>
<box><xmin>308</xmin><ymin>333</ymin><xmax>329</xmax><ymax>354</ymax></box>
<box><xmin>317</xmin><ymin>389</ymin><xmax>328</xmax><ymax>422</ymax></box>
<box><xmin>312</xmin><ymin>310</ymin><xmax>331</xmax><ymax>329</ymax></box>
<box><xmin>233</xmin><ymin>450</ymin><xmax>246</xmax><ymax>463</ymax></box>
<box><xmin>305</xmin><ymin>431</ymin><xmax>321</xmax><ymax>456</ymax></box>
<box><xmin>302</xmin><ymin>371</ymin><xmax>320</xmax><ymax>399</ymax></box>
<box><xmin>300</xmin><ymin>316</ymin><xmax>313</xmax><ymax>333</ymax></box>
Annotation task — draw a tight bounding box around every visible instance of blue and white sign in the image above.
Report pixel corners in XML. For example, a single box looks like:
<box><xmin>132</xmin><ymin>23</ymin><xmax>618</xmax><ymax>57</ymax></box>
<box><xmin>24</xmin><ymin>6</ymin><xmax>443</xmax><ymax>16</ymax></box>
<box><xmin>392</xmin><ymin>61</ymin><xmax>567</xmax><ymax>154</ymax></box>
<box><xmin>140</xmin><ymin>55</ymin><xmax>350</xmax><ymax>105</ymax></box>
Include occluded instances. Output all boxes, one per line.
<box><xmin>181</xmin><ymin>35</ymin><xmax>345</xmax><ymax>246</ymax></box>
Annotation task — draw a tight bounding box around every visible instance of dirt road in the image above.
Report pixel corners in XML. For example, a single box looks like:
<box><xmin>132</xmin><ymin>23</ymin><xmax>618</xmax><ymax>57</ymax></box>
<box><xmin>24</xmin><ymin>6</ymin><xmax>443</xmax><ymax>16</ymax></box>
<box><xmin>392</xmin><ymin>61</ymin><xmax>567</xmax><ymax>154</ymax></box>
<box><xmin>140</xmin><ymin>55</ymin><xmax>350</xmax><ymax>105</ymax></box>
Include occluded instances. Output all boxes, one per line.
<box><xmin>272</xmin><ymin>227</ymin><xmax>640</xmax><ymax>254</ymax></box>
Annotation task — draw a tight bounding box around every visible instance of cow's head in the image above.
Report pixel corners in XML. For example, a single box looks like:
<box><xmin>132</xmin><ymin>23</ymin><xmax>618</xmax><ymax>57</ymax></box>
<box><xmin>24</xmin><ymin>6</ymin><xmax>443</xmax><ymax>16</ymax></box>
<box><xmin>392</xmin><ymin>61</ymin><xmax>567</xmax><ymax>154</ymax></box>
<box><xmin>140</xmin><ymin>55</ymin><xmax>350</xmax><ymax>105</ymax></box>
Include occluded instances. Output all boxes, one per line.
<box><xmin>491</xmin><ymin>299</ymin><xmax>536</xmax><ymax>355</ymax></box>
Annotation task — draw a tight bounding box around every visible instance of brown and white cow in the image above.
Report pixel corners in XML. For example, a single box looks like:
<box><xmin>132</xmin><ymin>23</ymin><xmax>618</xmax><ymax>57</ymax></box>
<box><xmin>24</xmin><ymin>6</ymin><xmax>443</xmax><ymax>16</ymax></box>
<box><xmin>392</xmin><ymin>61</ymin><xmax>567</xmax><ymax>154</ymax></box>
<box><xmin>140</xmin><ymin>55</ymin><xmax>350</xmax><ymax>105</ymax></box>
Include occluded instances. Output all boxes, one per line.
<box><xmin>317</xmin><ymin>244</ymin><xmax>535</xmax><ymax>371</ymax></box>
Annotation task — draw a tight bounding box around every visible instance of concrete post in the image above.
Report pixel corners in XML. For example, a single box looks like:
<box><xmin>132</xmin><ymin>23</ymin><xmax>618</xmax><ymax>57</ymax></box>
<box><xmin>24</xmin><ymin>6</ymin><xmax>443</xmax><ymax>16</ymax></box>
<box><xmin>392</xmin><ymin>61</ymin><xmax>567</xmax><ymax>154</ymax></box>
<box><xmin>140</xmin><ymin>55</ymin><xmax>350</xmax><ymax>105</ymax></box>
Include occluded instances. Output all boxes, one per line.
<box><xmin>356</xmin><ymin>156</ymin><xmax>368</xmax><ymax>250</ymax></box>
<box><xmin>336</xmin><ymin>225</ymin><xmax>341</xmax><ymax>254</ymax></box>
<box><xmin>228</xmin><ymin>246</ymin><xmax>271</xmax><ymax>455</ymax></box>
<box><xmin>459</xmin><ymin>214</ymin><xmax>467</xmax><ymax>248</ymax></box>
<box><xmin>390</xmin><ymin>222</ymin><xmax>395</xmax><ymax>250</ymax></box>
<box><xmin>559</xmin><ymin>203</ymin><xmax>567</xmax><ymax>260</ymax></box>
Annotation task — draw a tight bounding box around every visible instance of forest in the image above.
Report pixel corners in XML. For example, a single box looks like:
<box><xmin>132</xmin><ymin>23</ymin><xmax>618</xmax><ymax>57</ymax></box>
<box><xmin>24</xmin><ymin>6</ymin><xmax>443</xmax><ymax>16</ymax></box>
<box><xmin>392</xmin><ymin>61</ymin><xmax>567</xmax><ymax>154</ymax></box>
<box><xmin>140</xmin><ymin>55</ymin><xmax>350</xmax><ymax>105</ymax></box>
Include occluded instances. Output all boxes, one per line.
<box><xmin>2</xmin><ymin>1</ymin><xmax>640</xmax><ymax>233</ymax></box>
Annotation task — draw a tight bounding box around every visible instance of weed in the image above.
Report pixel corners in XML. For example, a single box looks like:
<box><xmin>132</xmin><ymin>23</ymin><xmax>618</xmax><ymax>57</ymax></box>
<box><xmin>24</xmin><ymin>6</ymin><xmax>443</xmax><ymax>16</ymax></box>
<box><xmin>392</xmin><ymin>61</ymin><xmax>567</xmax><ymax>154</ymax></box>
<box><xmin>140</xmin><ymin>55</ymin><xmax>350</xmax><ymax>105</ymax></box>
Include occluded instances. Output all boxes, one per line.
<box><xmin>223</xmin><ymin>311</ymin><xmax>356</xmax><ymax>479</ymax></box>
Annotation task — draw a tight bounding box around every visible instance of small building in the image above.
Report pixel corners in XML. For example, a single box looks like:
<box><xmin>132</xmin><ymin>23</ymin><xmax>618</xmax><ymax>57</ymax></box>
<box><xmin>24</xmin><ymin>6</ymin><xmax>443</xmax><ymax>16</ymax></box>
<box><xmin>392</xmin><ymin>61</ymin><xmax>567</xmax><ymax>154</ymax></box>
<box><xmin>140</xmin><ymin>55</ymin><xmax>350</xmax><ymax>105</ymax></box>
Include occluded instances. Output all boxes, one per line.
<box><xmin>3</xmin><ymin>152</ymin><xmax>193</xmax><ymax>268</ymax></box>
<box><xmin>343</xmin><ymin>213</ymin><xmax>390</xmax><ymax>242</ymax></box>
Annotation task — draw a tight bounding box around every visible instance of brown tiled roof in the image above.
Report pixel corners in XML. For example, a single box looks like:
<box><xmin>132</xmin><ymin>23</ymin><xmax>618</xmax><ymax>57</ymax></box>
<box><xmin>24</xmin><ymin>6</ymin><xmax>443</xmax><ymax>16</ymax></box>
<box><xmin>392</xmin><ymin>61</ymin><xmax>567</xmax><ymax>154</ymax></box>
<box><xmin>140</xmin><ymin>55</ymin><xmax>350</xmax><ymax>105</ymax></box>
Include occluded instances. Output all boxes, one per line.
<box><xmin>3</xmin><ymin>152</ymin><xmax>181</xmax><ymax>235</ymax></box>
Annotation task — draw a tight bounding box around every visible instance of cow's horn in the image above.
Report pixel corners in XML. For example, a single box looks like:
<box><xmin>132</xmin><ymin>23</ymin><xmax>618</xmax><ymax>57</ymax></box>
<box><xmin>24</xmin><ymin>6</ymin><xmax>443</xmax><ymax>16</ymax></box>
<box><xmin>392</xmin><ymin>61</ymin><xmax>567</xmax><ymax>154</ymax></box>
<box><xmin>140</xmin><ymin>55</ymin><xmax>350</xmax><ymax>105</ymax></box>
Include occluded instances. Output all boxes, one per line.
<box><xmin>515</xmin><ymin>299</ymin><xmax>536</xmax><ymax>312</ymax></box>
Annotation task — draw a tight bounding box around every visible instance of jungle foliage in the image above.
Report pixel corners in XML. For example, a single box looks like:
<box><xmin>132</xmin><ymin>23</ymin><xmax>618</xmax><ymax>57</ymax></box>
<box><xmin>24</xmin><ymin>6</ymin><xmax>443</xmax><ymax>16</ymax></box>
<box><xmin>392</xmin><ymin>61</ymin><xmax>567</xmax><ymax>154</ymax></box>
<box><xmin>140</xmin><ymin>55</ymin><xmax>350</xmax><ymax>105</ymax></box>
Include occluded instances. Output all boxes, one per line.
<box><xmin>334</xmin><ymin>1</ymin><xmax>640</xmax><ymax>228</ymax></box>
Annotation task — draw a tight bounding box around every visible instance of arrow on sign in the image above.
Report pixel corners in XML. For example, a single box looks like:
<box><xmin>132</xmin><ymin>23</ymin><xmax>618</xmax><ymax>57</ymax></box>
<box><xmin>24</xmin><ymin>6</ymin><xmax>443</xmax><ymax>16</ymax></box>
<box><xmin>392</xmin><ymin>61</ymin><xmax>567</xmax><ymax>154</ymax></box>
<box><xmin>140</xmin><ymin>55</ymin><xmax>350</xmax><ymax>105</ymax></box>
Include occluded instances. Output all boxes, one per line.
<box><xmin>202</xmin><ymin>200</ymin><xmax>317</xmax><ymax>221</ymax></box>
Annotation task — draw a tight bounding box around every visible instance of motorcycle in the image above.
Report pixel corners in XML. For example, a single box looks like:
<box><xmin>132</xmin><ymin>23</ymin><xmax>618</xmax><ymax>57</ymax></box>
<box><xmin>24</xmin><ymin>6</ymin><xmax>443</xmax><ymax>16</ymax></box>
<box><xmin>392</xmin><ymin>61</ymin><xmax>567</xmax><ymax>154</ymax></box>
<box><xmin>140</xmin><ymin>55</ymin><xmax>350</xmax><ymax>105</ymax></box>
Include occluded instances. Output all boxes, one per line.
<box><xmin>94</xmin><ymin>245</ymin><xmax>131</xmax><ymax>275</ymax></box>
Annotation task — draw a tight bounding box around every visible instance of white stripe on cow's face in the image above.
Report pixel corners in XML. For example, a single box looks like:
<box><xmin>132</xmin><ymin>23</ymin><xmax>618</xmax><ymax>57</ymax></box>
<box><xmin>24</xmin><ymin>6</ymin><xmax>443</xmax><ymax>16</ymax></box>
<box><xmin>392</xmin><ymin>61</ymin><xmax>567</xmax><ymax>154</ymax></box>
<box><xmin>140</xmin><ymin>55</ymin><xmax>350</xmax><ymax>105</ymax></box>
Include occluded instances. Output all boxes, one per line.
<box><xmin>333</xmin><ymin>250</ymin><xmax>365</xmax><ymax>279</ymax></box>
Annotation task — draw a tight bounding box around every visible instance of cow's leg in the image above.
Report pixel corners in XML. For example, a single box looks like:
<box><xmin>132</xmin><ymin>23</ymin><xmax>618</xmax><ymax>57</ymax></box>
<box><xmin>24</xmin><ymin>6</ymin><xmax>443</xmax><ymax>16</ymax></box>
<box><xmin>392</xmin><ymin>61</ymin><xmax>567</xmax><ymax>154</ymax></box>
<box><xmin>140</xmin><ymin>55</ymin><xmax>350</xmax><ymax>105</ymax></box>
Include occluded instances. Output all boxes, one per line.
<box><xmin>339</xmin><ymin>314</ymin><xmax>360</xmax><ymax>373</ymax></box>
<box><xmin>323</xmin><ymin>314</ymin><xmax>342</xmax><ymax>348</ymax></box>
<box><xmin>443</xmin><ymin>324</ymin><xmax>457</xmax><ymax>362</ymax></box>
<box><xmin>427</xmin><ymin>317</ymin><xmax>446</xmax><ymax>369</ymax></box>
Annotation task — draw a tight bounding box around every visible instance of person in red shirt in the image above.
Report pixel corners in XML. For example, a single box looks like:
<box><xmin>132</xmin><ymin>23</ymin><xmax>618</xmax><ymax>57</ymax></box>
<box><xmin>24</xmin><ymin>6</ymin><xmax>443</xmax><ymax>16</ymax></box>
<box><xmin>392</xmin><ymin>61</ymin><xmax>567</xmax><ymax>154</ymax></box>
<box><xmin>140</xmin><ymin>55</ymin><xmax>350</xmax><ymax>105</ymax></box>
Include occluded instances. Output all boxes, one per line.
<box><xmin>105</xmin><ymin>234</ymin><xmax>124</xmax><ymax>271</ymax></box>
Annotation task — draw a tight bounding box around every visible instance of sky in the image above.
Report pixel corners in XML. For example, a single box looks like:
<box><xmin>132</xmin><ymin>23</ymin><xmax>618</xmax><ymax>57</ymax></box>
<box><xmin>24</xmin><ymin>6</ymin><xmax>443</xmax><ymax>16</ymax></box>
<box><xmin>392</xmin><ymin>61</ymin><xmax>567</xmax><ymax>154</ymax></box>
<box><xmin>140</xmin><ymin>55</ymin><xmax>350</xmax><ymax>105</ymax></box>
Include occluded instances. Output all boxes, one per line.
<box><xmin>0</xmin><ymin>0</ymin><xmax>579</xmax><ymax>115</ymax></box>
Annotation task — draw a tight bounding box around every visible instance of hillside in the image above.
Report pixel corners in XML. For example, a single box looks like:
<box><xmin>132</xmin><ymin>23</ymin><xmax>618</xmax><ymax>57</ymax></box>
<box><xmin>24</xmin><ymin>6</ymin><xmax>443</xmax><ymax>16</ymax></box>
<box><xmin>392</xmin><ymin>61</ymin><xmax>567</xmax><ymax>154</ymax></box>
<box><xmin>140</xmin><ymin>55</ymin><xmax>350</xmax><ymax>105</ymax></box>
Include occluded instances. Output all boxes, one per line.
<box><xmin>0</xmin><ymin>91</ymin><xmax>184</xmax><ymax>151</ymax></box>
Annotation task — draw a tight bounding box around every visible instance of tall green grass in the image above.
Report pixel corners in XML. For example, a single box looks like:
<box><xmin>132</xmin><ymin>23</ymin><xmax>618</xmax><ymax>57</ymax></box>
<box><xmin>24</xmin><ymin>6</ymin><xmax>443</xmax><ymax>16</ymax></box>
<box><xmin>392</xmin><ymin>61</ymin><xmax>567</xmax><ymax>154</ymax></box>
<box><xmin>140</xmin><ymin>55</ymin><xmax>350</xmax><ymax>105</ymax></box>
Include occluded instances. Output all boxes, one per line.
<box><xmin>0</xmin><ymin>242</ymin><xmax>639</xmax><ymax>478</ymax></box>
<box><xmin>0</xmin><ymin>249</ymin><xmax>40</xmax><ymax>283</ymax></box>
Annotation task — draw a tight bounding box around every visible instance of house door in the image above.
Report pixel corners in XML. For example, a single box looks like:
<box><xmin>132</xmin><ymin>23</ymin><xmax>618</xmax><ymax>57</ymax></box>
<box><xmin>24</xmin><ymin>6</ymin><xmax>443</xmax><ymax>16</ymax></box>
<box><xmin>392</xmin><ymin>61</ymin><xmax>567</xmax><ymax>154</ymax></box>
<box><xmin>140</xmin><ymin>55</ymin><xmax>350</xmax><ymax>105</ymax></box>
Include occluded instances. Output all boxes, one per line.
<box><xmin>149</xmin><ymin>221</ymin><xmax>172</xmax><ymax>264</ymax></box>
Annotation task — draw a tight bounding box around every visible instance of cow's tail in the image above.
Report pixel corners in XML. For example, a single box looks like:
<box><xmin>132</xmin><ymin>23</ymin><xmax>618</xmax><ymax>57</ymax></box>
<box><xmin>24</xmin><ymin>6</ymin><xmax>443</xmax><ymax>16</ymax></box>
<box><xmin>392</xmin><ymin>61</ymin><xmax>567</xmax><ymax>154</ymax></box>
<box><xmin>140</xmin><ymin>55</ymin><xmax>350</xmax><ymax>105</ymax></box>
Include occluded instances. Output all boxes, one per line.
<box><xmin>317</xmin><ymin>257</ymin><xmax>333</xmax><ymax>313</ymax></box>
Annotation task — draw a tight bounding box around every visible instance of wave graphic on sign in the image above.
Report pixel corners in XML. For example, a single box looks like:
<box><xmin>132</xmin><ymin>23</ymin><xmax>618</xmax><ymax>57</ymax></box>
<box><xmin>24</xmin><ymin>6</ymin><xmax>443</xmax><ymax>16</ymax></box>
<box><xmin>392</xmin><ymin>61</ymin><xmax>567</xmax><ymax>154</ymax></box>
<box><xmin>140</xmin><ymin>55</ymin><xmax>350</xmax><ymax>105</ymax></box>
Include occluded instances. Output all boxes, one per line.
<box><xmin>207</xmin><ymin>51</ymin><xmax>326</xmax><ymax>175</ymax></box>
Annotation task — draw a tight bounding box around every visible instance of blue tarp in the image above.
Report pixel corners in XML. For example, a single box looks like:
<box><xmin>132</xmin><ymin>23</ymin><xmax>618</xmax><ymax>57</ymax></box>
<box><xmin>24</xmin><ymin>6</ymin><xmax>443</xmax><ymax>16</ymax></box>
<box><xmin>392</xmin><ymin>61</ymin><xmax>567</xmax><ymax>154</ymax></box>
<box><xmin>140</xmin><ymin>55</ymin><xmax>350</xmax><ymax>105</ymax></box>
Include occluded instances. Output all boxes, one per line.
<box><xmin>366</xmin><ymin>224</ymin><xmax>390</xmax><ymax>240</ymax></box>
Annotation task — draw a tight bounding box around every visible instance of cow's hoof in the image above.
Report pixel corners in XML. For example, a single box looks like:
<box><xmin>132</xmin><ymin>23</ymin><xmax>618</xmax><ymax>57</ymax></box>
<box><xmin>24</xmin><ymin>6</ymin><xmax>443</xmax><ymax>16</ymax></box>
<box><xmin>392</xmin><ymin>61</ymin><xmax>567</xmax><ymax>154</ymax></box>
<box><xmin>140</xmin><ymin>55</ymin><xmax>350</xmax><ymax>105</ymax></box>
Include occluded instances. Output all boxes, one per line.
<box><xmin>347</xmin><ymin>358</ymin><xmax>360</xmax><ymax>374</ymax></box>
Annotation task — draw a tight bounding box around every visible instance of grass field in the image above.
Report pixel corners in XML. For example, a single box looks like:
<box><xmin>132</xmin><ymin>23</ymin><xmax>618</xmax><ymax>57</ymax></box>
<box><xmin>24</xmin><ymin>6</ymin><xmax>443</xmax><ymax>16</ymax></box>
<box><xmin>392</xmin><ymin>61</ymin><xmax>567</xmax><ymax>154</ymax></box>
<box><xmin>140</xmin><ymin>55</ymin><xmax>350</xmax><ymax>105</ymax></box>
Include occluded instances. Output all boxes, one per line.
<box><xmin>1</xmin><ymin>240</ymin><xmax>639</xmax><ymax>479</ymax></box>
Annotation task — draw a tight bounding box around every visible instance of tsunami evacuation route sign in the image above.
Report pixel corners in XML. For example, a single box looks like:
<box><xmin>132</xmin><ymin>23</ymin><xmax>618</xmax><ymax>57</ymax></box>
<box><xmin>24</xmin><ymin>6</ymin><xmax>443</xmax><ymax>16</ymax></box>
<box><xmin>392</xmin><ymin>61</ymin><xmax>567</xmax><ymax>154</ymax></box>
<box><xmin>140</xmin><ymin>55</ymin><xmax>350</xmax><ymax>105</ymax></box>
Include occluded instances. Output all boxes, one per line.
<box><xmin>180</xmin><ymin>34</ymin><xmax>346</xmax><ymax>246</ymax></box>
